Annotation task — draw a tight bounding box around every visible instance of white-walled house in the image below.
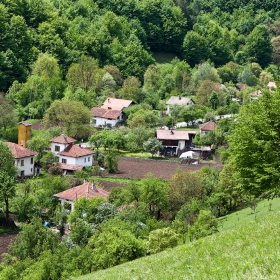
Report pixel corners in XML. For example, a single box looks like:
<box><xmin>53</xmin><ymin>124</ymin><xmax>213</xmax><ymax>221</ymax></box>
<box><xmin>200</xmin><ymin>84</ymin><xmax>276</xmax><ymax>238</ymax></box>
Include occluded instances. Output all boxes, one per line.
<box><xmin>50</xmin><ymin>135</ymin><xmax>77</xmax><ymax>156</ymax></box>
<box><xmin>91</xmin><ymin>107</ymin><xmax>123</xmax><ymax>128</ymax></box>
<box><xmin>92</xmin><ymin>98</ymin><xmax>134</xmax><ymax>128</ymax></box>
<box><xmin>50</xmin><ymin>134</ymin><xmax>94</xmax><ymax>167</ymax></box>
<box><xmin>7</xmin><ymin>142</ymin><xmax>37</xmax><ymax>177</ymax></box>
<box><xmin>57</xmin><ymin>144</ymin><xmax>94</xmax><ymax>166</ymax></box>
<box><xmin>166</xmin><ymin>96</ymin><xmax>195</xmax><ymax>115</ymax></box>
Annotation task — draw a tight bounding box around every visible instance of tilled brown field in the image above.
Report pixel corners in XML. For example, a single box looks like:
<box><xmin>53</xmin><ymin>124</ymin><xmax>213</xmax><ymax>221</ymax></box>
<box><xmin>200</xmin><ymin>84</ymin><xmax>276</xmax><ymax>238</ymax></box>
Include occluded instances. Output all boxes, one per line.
<box><xmin>109</xmin><ymin>155</ymin><xmax>223</xmax><ymax>180</ymax></box>
<box><xmin>0</xmin><ymin>233</ymin><xmax>17</xmax><ymax>262</ymax></box>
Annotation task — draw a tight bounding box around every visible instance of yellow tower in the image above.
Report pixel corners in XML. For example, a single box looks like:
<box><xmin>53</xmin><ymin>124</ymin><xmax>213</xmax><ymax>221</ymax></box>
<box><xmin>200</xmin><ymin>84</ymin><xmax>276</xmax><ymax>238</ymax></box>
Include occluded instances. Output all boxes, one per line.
<box><xmin>18</xmin><ymin>122</ymin><xmax>31</xmax><ymax>147</ymax></box>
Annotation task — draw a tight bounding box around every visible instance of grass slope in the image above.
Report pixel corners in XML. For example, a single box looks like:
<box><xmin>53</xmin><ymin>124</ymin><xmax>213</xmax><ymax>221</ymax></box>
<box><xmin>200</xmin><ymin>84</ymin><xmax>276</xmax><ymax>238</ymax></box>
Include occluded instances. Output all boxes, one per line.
<box><xmin>74</xmin><ymin>199</ymin><xmax>280</xmax><ymax>280</ymax></box>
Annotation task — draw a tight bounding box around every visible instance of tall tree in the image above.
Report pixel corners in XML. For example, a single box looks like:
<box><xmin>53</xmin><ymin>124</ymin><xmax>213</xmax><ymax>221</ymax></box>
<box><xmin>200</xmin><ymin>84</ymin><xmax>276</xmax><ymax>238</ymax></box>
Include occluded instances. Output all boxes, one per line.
<box><xmin>43</xmin><ymin>100</ymin><xmax>92</xmax><ymax>138</ymax></box>
<box><xmin>245</xmin><ymin>25</ymin><xmax>272</xmax><ymax>68</ymax></box>
<box><xmin>229</xmin><ymin>90</ymin><xmax>280</xmax><ymax>197</ymax></box>
<box><xmin>0</xmin><ymin>141</ymin><xmax>17</xmax><ymax>220</ymax></box>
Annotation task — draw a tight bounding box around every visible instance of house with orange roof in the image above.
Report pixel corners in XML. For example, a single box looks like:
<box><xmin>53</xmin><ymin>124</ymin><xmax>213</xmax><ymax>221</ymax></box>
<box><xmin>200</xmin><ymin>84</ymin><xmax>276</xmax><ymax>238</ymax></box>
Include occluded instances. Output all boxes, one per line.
<box><xmin>54</xmin><ymin>180</ymin><xmax>109</xmax><ymax>211</ymax></box>
<box><xmin>6</xmin><ymin>142</ymin><xmax>37</xmax><ymax>177</ymax></box>
<box><xmin>199</xmin><ymin>121</ymin><xmax>217</xmax><ymax>135</ymax></box>
<box><xmin>156</xmin><ymin>129</ymin><xmax>197</xmax><ymax>156</ymax></box>
<box><xmin>50</xmin><ymin>134</ymin><xmax>94</xmax><ymax>168</ymax></box>
<box><xmin>92</xmin><ymin>98</ymin><xmax>134</xmax><ymax>128</ymax></box>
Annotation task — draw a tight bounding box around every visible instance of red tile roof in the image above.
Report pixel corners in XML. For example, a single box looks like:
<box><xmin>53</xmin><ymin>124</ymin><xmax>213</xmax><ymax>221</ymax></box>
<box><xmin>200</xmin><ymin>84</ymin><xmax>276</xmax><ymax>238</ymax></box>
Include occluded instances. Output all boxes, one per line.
<box><xmin>156</xmin><ymin>130</ymin><xmax>197</xmax><ymax>140</ymax></box>
<box><xmin>50</xmin><ymin>134</ymin><xmax>76</xmax><ymax>144</ymax></box>
<box><xmin>58</xmin><ymin>144</ymin><xmax>94</xmax><ymax>157</ymax></box>
<box><xmin>7</xmin><ymin>142</ymin><xmax>37</xmax><ymax>158</ymax></box>
<box><xmin>54</xmin><ymin>181</ymin><xmax>109</xmax><ymax>202</ymax></box>
<box><xmin>199</xmin><ymin>121</ymin><xmax>217</xmax><ymax>131</ymax></box>
<box><xmin>102</xmin><ymin>98</ymin><xmax>133</xmax><ymax>110</ymax></box>
<box><xmin>59</xmin><ymin>163</ymin><xmax>84</xmax><ymax>171</ymax></box>
<box><xmin>92</xmin><ymin>107</ymin><xmax>121</xmax><ymax>120</ymax></box>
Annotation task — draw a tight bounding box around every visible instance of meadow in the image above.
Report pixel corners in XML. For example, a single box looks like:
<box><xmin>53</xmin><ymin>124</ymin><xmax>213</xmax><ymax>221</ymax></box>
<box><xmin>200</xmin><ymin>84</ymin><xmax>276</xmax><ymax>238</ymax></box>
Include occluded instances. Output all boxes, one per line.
<box><xmin>74</xmin><ymin>198</ymin><xmax>280</xmax><ymax>280</ymax></box>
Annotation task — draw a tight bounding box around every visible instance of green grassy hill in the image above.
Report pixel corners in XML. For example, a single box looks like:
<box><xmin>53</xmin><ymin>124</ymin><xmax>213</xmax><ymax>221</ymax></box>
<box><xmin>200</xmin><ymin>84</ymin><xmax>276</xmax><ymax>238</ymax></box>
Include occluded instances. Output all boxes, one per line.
<box><xmin>74</xmin><ymin>198</ymin><xmax>280</xmax><ymax>280</ymax></box>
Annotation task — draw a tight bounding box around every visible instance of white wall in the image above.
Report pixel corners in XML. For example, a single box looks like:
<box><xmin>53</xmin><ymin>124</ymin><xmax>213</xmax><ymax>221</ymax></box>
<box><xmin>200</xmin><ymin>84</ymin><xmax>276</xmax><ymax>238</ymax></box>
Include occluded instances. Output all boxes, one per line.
<box><xmin>59</xmin><ymin>155</ymin><xmax>93</xmax><ymax>167</ymax></box>
<box><xmin>51</xmin><ymin>142</ymin><xmax>70</xmax><ymax>156</ymax></box>
<box><xmin>15</xmin><ymin>156</ymin><xmax>35</xmax><ymax>176</ymax></box>
<box><xmin>94</xmin><ymin>117</ymin><xmax>119</xmax><ymax>128</ymax></box>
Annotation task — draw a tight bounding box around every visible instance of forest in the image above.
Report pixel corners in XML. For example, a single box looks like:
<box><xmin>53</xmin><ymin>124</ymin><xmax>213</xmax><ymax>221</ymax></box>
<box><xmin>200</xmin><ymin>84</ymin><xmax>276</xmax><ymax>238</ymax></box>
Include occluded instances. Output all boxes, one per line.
<box><xmin>0</xmin><ymin>0</ymin><xmax>280</xmax><ymax>279</ymax></box>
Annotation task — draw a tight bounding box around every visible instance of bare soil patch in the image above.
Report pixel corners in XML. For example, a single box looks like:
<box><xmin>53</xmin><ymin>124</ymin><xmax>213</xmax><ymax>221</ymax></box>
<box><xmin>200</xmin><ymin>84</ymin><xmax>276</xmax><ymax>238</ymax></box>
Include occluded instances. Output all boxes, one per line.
<box><xmin>109</xmin><ymin>155</ymin><xmax>223</xmax><ymax>180</ymax></box>
<box><xmin>0</xmin><ymin>233</ymin><xmax>17</xmax><ymax>262</ymax></box>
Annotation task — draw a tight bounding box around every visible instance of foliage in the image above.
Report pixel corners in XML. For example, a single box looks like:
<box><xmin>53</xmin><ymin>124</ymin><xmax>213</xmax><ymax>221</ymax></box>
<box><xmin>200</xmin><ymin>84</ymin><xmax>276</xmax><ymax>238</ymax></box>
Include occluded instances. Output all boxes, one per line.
<box><xmin>143</xmin><ymin>137</ymin><xmax>163</xmax><ymax>157</ymax></box>
<box><xmin>168</xmin><ymin>169</ymin><xmax>204</xmax><ymax>212</ymax></box>
<box><xmin>104</xmin><ymin>151</ymin><xmax>119</xmax><ymax>173</ymax></box>
<box><xmin>43</xmin><ymin>100</ymin><xmax>91</xmax><ymax>138</ymax></box>
<box><xmin>229</xmin><ymin>89</ymin><xmax>280</xmax><ymax>197</ymax></box>
<box><xmin>88</xmin><ymin>227</ymin><xmax>146</xmax><ymax>270</ymax></box>
<box><xmin>140</xmin><ymin>173</ymin><xmax>169</xmax><ymax>220</ymax></box>
<box><xmin>188</xmin><ymin>210</ymin><xmax>219</xmax><ymax>241</ymax></box>
<box><xmin>0</xmin><ymin>141</ymin><xmax>17</xmax><ymax>219</ymax></box>
<box><xmin>8</xmin><ymin>217</ymin><xmax>59</xmax><ymax>260</ymax></box>
<box><xmin>147</xmin><ymin>227</ymin><xmax>179</xmax><ymax>254</ymax></box>
<box><xmin>68</xmin><ymin>196</ymin><xmax>106</xmax><ymax>224</ymax></box>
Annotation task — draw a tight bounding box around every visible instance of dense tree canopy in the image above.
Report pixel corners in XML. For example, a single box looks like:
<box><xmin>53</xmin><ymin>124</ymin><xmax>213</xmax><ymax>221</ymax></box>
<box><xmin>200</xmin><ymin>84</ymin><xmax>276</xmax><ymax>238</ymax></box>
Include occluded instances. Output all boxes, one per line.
<box><xmin>229</xmin><ymin>90</ymin><xmax>280</xmax><ymax>197</ymax></box>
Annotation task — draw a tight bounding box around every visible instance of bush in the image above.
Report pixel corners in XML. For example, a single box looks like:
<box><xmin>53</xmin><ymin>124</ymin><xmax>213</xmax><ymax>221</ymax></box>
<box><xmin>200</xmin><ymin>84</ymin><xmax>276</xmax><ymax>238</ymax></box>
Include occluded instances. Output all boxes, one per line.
<box><xmin>147</xmin><ymin>227</ymin><xmax>179</xmax><ymax>254</ymax></box>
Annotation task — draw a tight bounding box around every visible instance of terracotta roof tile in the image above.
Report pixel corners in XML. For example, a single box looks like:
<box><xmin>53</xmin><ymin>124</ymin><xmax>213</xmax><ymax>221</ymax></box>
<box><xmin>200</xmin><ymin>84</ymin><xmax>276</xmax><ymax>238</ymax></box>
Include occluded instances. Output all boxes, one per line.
<box><xmin>54</xmin><ymin>181</ymin><xmax>109</xmax><ymax>202</ymax></box>
<box><xmin>7</xmin><ymin>142</ymin><xmax>37</xmax><ymax>158</ymax></box>
<box><xmin>59</xmin><ymin>163</ymin><xmax>84</xmax><ymax>171</ymax></box>
<box><xmin>102</xmin><ymin>98</ymin><xmax>133</xmax><ymax>110</ymax></box>
<box><xmin>50</xmin><ymin>134</ymin><xmax>76</xmax><ymax>144</ymax></box>
<box><xmin>92</xmin><ymin>107</ymin><xmax>121</xmax><ymax>119</ymax></box>
<box><xmin>58</xmin><ymin>144</ymin><xmax>94</xmax><ymax>157</ymax></box>
<box><xmin>156</xmin><ymin>130</ymin><xmax>197</xmax><ymax>140</ymax></box>
<box><xmin>199</xmin><ymin>121</ymin><xmax>217</xmax><ymax>131</ymax></box>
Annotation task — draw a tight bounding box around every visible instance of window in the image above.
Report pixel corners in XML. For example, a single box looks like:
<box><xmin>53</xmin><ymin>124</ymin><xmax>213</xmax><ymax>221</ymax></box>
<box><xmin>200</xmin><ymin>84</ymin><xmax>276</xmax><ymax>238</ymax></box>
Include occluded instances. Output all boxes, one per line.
<box><xmin>31</xmin><ymin>168</ymin><xmax>33</xmax><ymax>173</ymax></box>
<box><xmin>21</xmin><ymin>160</ymin><xmax>24</xmax><ymax>166</ymax></box>
<box><xmin>20</xmin><ymin>171</ymin><xmax>24</xmax><ymax>177</ymax></box>
<box><xmin>30</xmin><ymin>157</ymin><xmax>33</xmax><ymax>164</ymax></box>
<box><xmin>55</xmin><ymin>145</ymin><xmax>60</xmax><ymax>152</ymax></box>
<box><xmin>88</xmin><ymin>157</ymin><xmax>90</xmax><ymax>162</ymax></box>
<box><xmin>17</xmin><ymin>160</ymin><xmax>20</xmax><ymax>166</ymax></box>
<box><xmin>84</xmin><ymin>158</ymin><xmax>86</xmax><ymax>163</ymax></box>
<box><xmin>62</xmin><ymin>158</ymin><xmax>67</xmax><ymax>164</ymax></box>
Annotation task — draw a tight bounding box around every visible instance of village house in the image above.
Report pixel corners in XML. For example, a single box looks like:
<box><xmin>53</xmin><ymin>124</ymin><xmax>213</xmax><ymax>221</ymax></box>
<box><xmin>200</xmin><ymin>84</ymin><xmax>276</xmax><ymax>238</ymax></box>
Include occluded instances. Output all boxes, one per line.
<box><xmin>92</xmin><ymin>98</ymin><xmax>134</xmax><ymax>128</ymax></box>
<box><xmin>199</xmin><ymin>121</ymin><xmax>217</xmax><ymax>135</ymax></box>
<box><xmin>165</xmin><ymin>96</ymin><xmax>195</xmax><ymax>115</ymax></box>
<box><xmin>50</xmin><ymin>134</ymin><xmax>94</xmax><ymax>168</ymax></box>
<box><xmin>156</xmin><ymin>129</ymin><xmax>196</xmax><ymax>156</ymax></box>
<box><xmin>6</xmin><ymin>142</ymin><xmax>37</xmax><ymax>177</ymax></box>
<box><xmin>54</xmin><ymin>180</ymin><xmax>109</xmax><ymax>211</ymax></box>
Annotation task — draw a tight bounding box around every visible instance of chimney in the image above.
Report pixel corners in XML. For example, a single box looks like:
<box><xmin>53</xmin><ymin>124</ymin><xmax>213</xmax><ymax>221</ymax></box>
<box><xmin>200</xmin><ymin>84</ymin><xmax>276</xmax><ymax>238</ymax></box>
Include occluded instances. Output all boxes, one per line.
<box><xmin>170</xmin><ymin>130</ymin><xmax>174</xmax><ymax>135</ymax></box>
<box><xmin>179</xmin><ymin>96</ymin><xmax>181</xmax><ymax>100</ymax></box>
<box><xmin>108</xmin><ymin>98</ymin><xmax>110</xmax><ymax>103</ymax></box>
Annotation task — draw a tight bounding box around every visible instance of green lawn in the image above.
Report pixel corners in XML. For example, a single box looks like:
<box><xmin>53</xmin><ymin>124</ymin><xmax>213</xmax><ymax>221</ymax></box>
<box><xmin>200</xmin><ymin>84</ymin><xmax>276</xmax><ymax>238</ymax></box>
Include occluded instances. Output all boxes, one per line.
<box><xmin>218</xmin><ymin>197</ymin><xmax>280</xmax><ymax>232</ymax></box>
<box><xmin>74</xmin><ymin>201</ymin><xmax>280</xmax><ymax>280</ymax></box>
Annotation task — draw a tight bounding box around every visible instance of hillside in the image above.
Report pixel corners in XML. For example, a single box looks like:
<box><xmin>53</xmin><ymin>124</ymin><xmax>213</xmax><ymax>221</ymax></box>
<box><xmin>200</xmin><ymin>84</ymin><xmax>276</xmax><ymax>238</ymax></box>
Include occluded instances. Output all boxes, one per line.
<box><xmin>75</xmin><ymin>201</ymin><xmax>280</xmax><ymax>280</ymax></box>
